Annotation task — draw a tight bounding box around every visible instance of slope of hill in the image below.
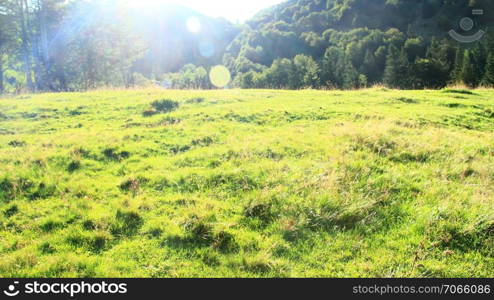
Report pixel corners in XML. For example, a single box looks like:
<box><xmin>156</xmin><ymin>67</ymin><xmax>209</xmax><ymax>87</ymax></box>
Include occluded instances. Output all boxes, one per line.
<box><xmin>0</xmin><ymin>88</ymin><xmax>493</xmax><ymax>277</ymax></box>
<box><xmin>223</xmin><ymin>0</ymin><xmax>494</xmax><ymax>89</ymax></box>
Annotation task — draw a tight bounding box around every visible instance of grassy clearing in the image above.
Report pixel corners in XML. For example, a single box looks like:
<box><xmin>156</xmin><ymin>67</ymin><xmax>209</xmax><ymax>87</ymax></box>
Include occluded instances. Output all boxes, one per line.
<box><xmin>0</xmin><ymin>88</ymin><xmax>493</xmax><ymax>278</ymax></box>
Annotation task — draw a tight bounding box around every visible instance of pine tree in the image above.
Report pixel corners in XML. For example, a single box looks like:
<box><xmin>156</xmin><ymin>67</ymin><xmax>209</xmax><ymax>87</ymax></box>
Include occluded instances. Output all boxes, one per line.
<box><xmin>341</xmin><ymin>55</ymin><xmax>358</xmax><ymax>89</ymax></box>
<box><xmin>470</xmin><ymin>44</ymin><xmax>486</xmax><ymax>85</ymax></box>
<box><xmin>482</xmin><ymin>53</ymin><xmax>494</xmax><ymax>87</ymax></box>
<box><xmin>396</xmin><ymin>47</ymin><xmax>410</xmax><ymax>88</ymax></box>
<box><xmin>461</xmin><ymin>50</ymin><xmax>477</xmax><ymax>88</ymax></box>
<box><xmin>383</xmin><ymin>45</ymin><xmax>399</xmax><ymax>88</ymax></box>
<box><xmin>361</xmin><ymin>49</ymin><xmax>377</xmax><ymax>83</ymax></box>
<box><xmin>451</xmin><ymin>47</ymin><xmax>464</xmax><ymax>83</ymax></box>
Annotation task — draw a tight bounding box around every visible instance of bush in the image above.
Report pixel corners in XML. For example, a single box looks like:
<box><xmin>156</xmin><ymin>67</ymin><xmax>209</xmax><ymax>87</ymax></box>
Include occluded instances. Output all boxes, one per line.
<box><xmin>102</xmin><ymin>148</ymin><xmax>131</xmax><ymax>161</ymax></box>
<box><xmin>67</xmin><ymin>160</ymin><xmax>81</xmax><ymax>172</ymax></box>
<box><xmin>151</xmin><ymin>99</ymin><xmax>179</xmax><ymax>113</ymax></box>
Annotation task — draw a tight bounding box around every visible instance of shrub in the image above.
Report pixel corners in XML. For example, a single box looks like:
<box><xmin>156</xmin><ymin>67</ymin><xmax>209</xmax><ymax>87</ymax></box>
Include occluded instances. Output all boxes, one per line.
<box><xmin>67</xmin><ymin>160</ymin><xmax>81</xmax><ymax>172</ymax></box>
<box><xmin>151</xmin><ymin>99</ymin><xmax>179</xmax><ymax>113</ymax></box>
<box><xmin>102</xmin><ymin>148</ymin><xmax>131</xmax><ymax>161</ymax></box>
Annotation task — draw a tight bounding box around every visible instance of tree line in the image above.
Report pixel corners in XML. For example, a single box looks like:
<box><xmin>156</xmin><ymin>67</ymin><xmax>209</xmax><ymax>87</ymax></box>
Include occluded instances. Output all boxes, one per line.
<box><xmin>0</xmin><ymin>0</ymin><xmax>148</xmax><ymax>93</ymax></box>
<box><xmin>1</xmin><ymin>0</ymin><xmax>494</xmax><ymax>93</ymax></box>
<box><xmin>221</xmin><ymin>0</ymin><xmax>494</xmax><ymax>89</ymax></box>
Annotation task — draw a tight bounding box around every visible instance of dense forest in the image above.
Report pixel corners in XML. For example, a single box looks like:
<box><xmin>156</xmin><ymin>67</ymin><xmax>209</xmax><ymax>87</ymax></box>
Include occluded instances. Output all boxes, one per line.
<box><xmin>1</xmin><ymin>0</ymin><xmax>494</xmax><ymax>92</ymax></box>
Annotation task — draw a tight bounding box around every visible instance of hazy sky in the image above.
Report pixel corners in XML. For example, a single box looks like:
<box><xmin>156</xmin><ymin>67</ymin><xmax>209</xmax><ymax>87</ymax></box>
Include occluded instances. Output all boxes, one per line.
<box><xmin>126</xmin><ymin>0</ymin><xmax>285</xmax><ymax>22</ymax></box>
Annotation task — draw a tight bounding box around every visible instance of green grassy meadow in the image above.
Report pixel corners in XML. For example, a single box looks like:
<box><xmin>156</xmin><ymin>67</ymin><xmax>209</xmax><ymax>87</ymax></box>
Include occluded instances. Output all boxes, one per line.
<box><xmin>0</xmin><ymin>88</ymin><xmax>493</xmax><ymax>277</ymax></box>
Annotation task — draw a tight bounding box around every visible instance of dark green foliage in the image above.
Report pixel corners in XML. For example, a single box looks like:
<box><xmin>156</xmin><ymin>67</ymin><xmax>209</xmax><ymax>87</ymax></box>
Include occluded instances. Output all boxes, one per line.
<box><xmin>151</xmin><ymin>99</ymin><xmax>179</xmax><ymax>113</ymax></box>
<box><xmin>102</xmin><ymin>148</ymin><xmax>131</xmax><ymax>161</ymax></box>
<box><xmin>223</xmin><ymin>0</ymin><xmax>493</xmax><ymax>90</ymax></box>
<box><xmin>482</xmin><ymin>54</ymin><xmax>494</xmax><ymax>87</ymax></box>
<box><xmin>67</xmin><ymin>161</ymin><xmax>81</xmax><ymax>172</ymax></box>
<box><xmin>461</xmin><ymin>50</ymin><xmax>478</xmax><ymax>88</ymax></box>
<box><xmin>384</xmin><ymin>46</ymin><xmax>411</xmax><ymax>89</ymax></box>
<box><xmin>409</xmin><ymin>58</ymin><xmax>449</xmax><ymax>89</ymax></box>
<box><xmin>4</xmin><ymin>204</ymin><xmax>18</xmax><ymax>217</ymax></box>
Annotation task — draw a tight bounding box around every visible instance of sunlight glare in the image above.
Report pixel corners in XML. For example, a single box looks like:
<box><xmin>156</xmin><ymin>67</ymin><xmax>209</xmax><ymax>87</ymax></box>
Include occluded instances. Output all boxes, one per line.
<box><xmin>209</xmin><ymin>65</ymin><xmax>231</xmax><ymax>88</ymax></box>
<box><xmin>186</xmin><ymin>17</ymin><xmax>201</xmax><ymax>33</ymax></box>
<box><xmin>123</xmin><ymin>0</ymin><xmax>285</xmax><ymax>22</ymax></box>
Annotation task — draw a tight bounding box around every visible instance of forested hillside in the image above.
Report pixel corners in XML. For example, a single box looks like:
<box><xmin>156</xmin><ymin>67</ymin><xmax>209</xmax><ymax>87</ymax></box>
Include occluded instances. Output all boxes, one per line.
<box><xmin>1</xmin><ymin>0</ymin><xmax>494</xmax><ymax>92</ymax></box>
<box><xmin>224</xmin><ymin>0</ymin><xmax>494</xmax><ymax>89</ymax></box>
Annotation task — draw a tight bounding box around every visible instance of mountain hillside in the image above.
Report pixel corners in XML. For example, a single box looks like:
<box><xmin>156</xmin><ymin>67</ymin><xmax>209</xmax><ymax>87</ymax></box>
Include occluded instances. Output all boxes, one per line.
<box><xmin>222</xmin><ymin>0</ymin><xmax>494</xmax><ymax>89</ymax></box>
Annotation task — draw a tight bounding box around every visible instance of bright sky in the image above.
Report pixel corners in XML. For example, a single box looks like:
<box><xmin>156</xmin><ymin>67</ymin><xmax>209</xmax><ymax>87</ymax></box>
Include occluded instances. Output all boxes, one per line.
<box><xmin>125</xmin><ymin>0</ymin><xmax>285</xmax><ymax>22</ymax></box>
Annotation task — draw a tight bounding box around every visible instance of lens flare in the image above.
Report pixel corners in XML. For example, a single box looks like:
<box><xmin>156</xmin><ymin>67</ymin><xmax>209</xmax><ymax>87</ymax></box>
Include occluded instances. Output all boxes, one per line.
<box><xmin>186</xmin><ymin>17</ymin><xmax>201</xmax><ymax>33</ymax></box>
<box><xmin>199</xmin><ymin>41</ymin><xmax>215</xmax><ymax>58</ymax></box>
<box><xmin>209</xmin><ymin>65</ymin><xmax>231</xmax><ymax>88</ymax></box>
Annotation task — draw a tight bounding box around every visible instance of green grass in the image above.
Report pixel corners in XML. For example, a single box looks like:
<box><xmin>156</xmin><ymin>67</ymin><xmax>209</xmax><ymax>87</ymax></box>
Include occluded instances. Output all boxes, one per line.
<box><xmin>0</xmin><ymin>88</ymin><xmax>493</xmax><ymax>278</ymax></box>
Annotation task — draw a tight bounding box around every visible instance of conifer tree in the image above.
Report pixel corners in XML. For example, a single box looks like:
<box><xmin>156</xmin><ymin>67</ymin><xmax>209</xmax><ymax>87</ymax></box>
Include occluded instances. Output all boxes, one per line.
<box><xmin>383</xmin><ymin>45</ymin><xmax>399</xmax><ymax>88</ymax></box>
<box><xmin>451</xmin><ymin>47</ymin><xmax>464</xmax><ymax>83</ymax></box>
<box><xmin>461</xmin><ymin>50</ymin><xmax>477</xmax><ymax>88</ymax></box>
<box><xmin>361</xmin><ymin>49</ymin><xmax>378</xmax><ymax>83</ymax></box>
<box><xmin>482</xmin><ymin>53</ymin><xmax>494</xmax><ymax>87</ymax></box>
